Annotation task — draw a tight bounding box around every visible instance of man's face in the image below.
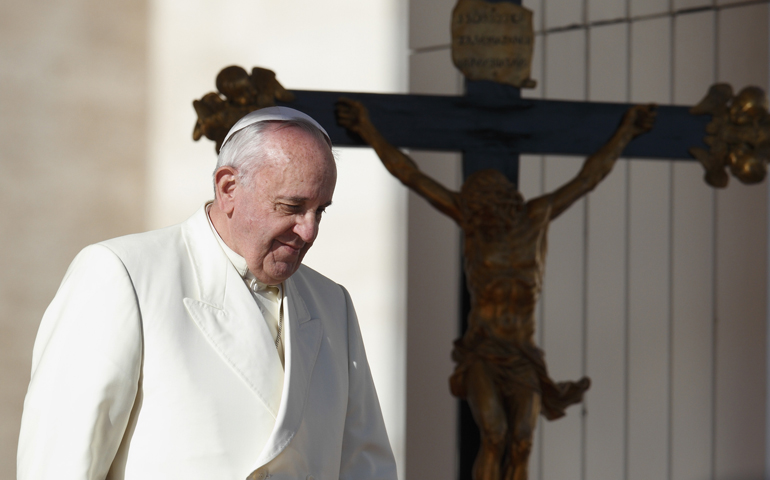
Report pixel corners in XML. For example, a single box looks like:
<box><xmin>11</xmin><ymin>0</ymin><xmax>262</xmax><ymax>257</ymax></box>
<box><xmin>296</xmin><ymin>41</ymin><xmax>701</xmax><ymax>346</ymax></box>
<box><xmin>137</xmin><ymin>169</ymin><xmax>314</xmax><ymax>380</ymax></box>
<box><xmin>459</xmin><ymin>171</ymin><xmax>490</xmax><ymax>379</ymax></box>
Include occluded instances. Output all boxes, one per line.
<box><xmin>228</xmin><ymin>125</ymin><xmax>336</xmax><ymax>284</ymax></box>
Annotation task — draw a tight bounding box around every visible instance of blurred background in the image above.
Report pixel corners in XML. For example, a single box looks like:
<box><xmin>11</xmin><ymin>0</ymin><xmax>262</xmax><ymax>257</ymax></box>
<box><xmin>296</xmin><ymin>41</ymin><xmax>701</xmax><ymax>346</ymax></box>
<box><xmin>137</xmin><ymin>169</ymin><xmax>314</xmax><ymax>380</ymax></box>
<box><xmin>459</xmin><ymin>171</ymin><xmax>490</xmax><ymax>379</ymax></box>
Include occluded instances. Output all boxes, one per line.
<box><xmin>2</xmin><ymin>1</ymin><xmax>769</xmax><ymax>480</ymax></box>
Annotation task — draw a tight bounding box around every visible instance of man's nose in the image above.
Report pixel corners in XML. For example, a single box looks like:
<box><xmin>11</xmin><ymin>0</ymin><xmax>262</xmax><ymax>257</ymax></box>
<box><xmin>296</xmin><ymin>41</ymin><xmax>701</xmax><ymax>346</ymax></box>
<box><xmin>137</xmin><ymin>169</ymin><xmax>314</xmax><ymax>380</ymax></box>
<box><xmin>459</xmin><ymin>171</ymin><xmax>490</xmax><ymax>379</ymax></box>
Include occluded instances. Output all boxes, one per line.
<box><xmin>294</xmin><ymin>213</ymin><xmax>319</xmax><ymax>243</ymax></box>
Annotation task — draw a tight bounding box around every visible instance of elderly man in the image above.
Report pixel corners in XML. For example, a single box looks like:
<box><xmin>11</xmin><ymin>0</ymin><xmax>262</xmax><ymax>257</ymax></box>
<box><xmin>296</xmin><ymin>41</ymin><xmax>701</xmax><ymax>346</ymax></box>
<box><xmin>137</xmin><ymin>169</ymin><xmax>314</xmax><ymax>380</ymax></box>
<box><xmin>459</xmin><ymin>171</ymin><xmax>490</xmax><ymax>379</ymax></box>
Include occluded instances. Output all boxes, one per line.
<box><xmin>18</xmin><ymin>107</ymin><xmax>397</xmax><ymax>480</ymax></box>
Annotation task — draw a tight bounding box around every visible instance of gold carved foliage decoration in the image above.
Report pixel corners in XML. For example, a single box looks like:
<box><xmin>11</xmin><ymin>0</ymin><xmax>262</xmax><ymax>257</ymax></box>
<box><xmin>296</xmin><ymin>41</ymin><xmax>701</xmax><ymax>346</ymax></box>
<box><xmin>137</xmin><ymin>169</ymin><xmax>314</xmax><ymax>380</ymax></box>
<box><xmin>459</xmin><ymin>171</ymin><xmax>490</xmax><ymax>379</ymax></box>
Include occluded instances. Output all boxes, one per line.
<box><xmin>192</xmin><ymin>66</ymin><xmax>295</xmax><ymax>153</ymax></box>
<box><xmin>690</xmin><ymin>83</ymin><xmax>770</xmax><ymax>188</ymax></box>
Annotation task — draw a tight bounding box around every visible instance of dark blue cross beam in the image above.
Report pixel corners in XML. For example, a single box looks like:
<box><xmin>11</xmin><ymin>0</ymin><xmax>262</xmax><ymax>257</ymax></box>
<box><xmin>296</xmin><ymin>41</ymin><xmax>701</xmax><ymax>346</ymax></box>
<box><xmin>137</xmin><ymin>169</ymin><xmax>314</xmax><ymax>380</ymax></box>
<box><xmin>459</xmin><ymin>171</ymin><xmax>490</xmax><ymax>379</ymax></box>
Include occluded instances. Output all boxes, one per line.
<box><xmin>278</xmin><ymin>82</ymin><xmax>707</xmax><ymax>191</ymax></box>
<box><xmin>280</xmin><ymin>85</ymin><xmax>706</xmax><ymax>161</ymax></box>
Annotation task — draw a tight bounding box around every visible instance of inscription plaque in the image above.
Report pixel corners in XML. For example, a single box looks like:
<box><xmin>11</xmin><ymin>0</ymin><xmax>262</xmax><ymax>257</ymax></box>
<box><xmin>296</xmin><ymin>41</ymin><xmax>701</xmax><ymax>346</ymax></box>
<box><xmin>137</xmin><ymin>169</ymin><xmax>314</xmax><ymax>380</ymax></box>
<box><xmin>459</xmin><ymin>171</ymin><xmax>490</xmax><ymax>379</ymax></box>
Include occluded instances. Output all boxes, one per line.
<box><xmin>451</xmin><ymin>0</ymin><xmax>536</xmax><ymax>88</ymax></box>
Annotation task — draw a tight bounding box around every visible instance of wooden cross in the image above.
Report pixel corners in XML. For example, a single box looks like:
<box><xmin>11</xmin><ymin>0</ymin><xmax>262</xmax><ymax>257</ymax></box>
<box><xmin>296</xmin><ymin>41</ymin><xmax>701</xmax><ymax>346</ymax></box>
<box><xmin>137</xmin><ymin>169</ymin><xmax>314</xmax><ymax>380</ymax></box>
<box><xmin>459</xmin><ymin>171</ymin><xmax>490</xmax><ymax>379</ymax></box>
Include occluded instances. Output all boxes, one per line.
<box><xmin>267</xmin><ymin>7</ymin><xmax>708</xmax><ymax>480</ymax></box>
<box><xmin>273</xmin><ymin>80</ymin><xmax>707</xmax><ymax>183</ymax></box>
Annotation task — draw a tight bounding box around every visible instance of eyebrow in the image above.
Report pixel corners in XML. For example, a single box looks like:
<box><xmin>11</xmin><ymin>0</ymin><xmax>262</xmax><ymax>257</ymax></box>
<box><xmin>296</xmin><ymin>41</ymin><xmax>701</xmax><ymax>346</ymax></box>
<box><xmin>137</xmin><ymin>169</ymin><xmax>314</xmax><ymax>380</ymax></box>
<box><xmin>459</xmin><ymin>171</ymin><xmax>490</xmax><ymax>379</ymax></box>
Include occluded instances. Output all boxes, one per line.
<box><xmin>278</xmin><ymin>196</ymin><xmax>333</xmax><ymax>208</ymax></box>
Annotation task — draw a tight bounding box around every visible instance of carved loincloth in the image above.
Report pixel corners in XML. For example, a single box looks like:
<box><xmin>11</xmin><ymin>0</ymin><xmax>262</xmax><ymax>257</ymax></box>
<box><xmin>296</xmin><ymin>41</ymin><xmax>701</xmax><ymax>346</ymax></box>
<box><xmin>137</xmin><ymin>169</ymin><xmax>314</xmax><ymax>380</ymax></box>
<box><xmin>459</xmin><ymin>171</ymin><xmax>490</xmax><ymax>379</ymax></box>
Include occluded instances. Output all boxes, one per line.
<box><xmin>450</xmin><ymin>336</ymin><xmax>591</xmax><ymax>420</ymax></box>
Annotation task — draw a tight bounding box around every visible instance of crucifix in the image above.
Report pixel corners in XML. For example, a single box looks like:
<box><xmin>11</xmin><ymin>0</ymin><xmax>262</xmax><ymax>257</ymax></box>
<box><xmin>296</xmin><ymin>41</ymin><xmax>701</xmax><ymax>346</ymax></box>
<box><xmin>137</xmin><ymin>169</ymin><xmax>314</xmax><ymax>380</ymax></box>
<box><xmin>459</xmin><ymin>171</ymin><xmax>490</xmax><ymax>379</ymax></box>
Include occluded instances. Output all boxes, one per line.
<box><xmin>192</xmin><ymin>1</ymin><xmax>769</xmax><ymax>479</ymax></box>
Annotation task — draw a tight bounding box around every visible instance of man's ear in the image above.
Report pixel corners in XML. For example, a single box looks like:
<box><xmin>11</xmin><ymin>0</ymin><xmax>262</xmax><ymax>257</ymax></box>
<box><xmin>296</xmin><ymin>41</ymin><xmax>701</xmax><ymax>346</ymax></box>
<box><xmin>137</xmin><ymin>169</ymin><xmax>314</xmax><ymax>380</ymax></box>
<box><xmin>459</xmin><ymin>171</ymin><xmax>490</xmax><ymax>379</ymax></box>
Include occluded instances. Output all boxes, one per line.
<box><xmin>213</xmin><ymin>166</ymin><xmax>238</xmax><ymax>214</ymax></box>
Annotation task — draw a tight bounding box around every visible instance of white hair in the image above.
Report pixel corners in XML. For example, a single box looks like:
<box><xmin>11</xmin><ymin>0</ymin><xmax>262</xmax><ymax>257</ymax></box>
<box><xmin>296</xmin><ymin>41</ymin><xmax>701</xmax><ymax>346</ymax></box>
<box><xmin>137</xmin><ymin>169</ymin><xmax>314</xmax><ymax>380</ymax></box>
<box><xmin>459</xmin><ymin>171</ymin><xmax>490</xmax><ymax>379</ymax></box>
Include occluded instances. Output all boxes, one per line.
<box><xmin>213</xmin><ymin>119</ymin><xmax>333</xmax><ymax>192</ymax></box>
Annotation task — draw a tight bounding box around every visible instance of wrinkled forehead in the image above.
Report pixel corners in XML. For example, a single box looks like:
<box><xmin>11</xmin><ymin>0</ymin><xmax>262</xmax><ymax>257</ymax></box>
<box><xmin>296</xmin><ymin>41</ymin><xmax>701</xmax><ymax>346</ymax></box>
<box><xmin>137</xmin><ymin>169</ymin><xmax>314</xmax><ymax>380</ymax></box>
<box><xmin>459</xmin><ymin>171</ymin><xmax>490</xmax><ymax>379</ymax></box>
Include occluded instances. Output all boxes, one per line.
<box><xmin>268</xmin><ymin>122</ymin><xmax>335</xmax><ymax>160</ymax></box>
<box><xmin>259</xmin><ymin>126</ymin><xmax>337</xmax><ymax>185</ymax></box>
<box><xmin>264</xmin><ymin>124</ymin><xmax>335</xmax><ymax>163</ymax></box>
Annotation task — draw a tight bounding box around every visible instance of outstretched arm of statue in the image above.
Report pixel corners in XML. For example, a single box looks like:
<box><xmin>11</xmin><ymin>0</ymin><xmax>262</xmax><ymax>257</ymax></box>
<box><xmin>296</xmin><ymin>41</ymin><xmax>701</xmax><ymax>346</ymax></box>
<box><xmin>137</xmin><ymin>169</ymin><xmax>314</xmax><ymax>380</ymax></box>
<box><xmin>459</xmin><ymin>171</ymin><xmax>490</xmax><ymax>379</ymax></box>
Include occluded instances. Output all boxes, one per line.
<box><xmin>529</xmin><ymin>104</ymin><xmax>657</xmax><ymax>220</ymax></box>
<box><xmin>336</xmin><ymin>97</ymin><xmax>463</xmax><ymax>223</ymax></box>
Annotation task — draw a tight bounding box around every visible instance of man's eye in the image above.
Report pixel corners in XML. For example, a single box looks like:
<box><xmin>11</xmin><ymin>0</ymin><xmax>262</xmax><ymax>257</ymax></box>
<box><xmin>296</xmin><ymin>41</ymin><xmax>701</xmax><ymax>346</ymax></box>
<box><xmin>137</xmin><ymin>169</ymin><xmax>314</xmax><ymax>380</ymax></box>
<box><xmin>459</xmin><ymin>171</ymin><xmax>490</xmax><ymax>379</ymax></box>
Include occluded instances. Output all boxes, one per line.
<box><xmin>281</xmin><ymin>204</ymin><xmax>302</xmax><ymax>212</ymax></box>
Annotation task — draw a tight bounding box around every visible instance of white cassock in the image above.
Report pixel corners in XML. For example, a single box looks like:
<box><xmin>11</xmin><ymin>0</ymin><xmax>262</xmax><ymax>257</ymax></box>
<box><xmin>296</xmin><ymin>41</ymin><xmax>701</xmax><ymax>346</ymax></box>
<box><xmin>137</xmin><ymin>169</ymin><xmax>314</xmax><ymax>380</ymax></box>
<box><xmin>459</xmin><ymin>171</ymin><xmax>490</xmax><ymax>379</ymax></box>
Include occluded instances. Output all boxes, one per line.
<box><xmin>18</xmin><ymin>205</ymin><xmax>396</xmax><ymax>480</ymax></box>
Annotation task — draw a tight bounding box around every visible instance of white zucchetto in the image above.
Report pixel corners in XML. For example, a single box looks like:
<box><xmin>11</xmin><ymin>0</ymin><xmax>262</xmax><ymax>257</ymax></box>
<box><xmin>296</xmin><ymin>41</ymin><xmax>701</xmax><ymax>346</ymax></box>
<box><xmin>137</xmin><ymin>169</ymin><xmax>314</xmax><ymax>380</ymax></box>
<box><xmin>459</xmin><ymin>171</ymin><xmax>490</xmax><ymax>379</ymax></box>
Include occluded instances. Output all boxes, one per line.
<box><xmin>221</xmin><ymin>106</ymin><xmax>331</xmax><ymax>149</ymax></box>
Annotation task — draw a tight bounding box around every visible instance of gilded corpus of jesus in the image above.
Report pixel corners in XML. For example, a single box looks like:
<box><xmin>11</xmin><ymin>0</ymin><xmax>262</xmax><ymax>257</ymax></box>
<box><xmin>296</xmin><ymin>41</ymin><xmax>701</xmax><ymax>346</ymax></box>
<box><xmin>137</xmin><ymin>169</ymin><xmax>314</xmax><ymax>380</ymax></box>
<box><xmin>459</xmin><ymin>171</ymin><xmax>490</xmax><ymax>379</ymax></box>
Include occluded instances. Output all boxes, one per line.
<box><xmin>336</xmin><ymin>97</ymin><xmax>657</xmax><ymax>480</ymax></box>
